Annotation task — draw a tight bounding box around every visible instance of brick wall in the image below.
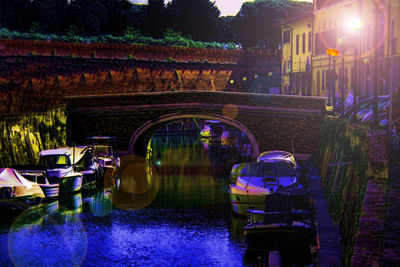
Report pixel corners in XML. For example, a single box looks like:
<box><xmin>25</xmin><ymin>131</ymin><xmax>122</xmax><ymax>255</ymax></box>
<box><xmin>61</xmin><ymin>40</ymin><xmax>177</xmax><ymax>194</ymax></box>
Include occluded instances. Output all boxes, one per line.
<box><xmin>0</xmin><ymin>39</ymin><xmax>280</xmax><ymax>63</ymax></box>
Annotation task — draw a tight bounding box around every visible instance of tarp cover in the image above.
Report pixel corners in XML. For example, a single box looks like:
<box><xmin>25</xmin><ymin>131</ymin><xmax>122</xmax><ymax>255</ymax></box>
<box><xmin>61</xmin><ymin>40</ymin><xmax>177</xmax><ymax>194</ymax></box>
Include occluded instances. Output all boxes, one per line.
<box><xmin>0</xmin><ymin>168</ymin><xmax>45</xmax><ymax>198</ymax></box>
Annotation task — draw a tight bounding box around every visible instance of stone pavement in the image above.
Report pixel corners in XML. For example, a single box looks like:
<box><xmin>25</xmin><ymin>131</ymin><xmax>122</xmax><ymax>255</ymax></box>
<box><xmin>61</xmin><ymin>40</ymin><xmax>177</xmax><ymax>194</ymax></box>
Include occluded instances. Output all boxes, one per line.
<box><xmin>308</xmin><ymin>165</ymin><xmax>343</xmax><ymax>266</ymax></box>
<box><xmin>380</xmin><ymin>161</ymin><xmax>400</xmax><ymax>265</ymax></box>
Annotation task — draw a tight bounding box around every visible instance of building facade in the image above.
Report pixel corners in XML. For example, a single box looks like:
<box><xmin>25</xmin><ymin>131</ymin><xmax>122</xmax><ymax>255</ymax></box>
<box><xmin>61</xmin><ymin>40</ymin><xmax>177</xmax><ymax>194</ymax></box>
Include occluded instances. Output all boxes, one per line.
<box><xmin>279</xmin><ymin>13</ymin><xmax>313</xmax><ymax>96</ymax></box>
<box><xmin>281</xmin><ymin>0</ymin><xmax>400</xmax><ymax>102</ymax></box>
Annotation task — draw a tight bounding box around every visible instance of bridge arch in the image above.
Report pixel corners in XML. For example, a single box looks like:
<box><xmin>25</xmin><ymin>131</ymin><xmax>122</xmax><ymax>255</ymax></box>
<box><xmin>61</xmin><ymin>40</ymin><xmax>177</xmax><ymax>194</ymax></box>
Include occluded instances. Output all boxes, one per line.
<box><xmin>128</xmin><ymin>113</ymin><xmax>259</xmax><ymax>159</ymax></box>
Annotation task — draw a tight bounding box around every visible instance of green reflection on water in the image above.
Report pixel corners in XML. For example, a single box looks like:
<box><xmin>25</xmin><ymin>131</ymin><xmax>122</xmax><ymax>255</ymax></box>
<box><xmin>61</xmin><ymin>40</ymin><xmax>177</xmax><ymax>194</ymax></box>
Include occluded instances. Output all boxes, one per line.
<box><xmin>148</xmin><ymin>134</ymin><xmax>240</xmax><ymax>209</ymax></box>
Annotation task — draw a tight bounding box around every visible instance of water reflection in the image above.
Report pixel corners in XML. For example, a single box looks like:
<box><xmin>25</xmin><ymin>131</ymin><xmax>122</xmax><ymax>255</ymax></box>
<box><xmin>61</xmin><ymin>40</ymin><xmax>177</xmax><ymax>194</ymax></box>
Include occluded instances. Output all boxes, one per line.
<box><xmin>88</xmin><ymin>191</ymin><xmax>113</xmax><ymax>217</ymax></box>
<box><xmin>59</xmin><ymin>192</ymin><xmax>82</xmax><ymax>212</ymax></box>
<box><xmin>7</xmin><ymin>200</ymin><xmax>87</xmax><ymax>267</ymax></box>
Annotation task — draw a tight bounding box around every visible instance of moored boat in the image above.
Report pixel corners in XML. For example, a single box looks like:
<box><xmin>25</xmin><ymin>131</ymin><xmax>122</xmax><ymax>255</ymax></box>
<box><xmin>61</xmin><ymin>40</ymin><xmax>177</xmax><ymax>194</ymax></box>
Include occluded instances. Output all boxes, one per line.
<box><xmin>0</xmin><ymin>168</ymin><xmax>45</xmax><ymax>212</ymax></box>
<box><xmin>229</xmin><ymin>151</ymin><xmax>309</xmax><ymax>216</ymax></box>
<box><xmin>58</xmin><ymin>173</ymin><xmax>83</xmax><ymax>193</ymax></box>
<box><xmin>39</xmin><ymin>147</ymin><xmax>86</xmax><ymax>193</ymax></box>
<box><xmin>85</xmin><ymin>136</ymin><xmax>120</xmax><ymax>169</ymax></box>
<box><xmin>13</xmin><ymin>165</ymin><xmax>59</xmax><ymax>198</ymax></box>
<box><xmin>244</xmin><ymin>192</ymin><xmax>315</xmax><ymax>249</ymax></box>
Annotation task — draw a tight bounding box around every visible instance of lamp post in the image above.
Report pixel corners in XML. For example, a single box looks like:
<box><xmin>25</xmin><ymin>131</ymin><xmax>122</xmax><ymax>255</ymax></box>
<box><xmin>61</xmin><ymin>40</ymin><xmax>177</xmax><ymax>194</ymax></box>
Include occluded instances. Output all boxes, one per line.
<box><xmin>342</xmin><ymin>16</ymin><xmax>362</xmax><ymax>120</ymax></box>
<box><xmin>373</xmin><ymin>2</ymin><xmax>381</xmax><ymax>128</ymax></box>
<box><xmin>338</xmin><ymin>36</ymin><xmax>348</xmax><ymax>117</ymax></box>
<box><xmin>346</xmin><ymin>17</ymin><xmax>362</xmax><ymax>121</ymax></box>
<box><xmin>326</xmin><ymin>50</ymin><xmax>332</xmax><ymax>106</ymax></box>
<box><xmin>327</xmin><ymin>49</ymin><xmax>339</xmax><ymax>113</ymax></box>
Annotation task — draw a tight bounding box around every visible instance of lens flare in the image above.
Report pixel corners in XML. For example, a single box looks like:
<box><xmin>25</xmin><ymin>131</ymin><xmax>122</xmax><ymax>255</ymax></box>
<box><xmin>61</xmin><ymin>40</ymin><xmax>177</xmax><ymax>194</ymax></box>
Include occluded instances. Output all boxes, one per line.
<box><xmin>111</xmin><ymin>155</ymin><xmax>159</xmax><ymax>211</ymax></box>
<box><xmin>222</xmin><ymin>104</ymin><xmax>239</xmax><ymax>119</ymax></box>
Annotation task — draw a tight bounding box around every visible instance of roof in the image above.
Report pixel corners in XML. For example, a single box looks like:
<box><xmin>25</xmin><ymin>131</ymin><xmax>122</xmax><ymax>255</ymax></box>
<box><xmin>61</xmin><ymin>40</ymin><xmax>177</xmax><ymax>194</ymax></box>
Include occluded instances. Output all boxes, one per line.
<box><xmin>275</xmin><ymin>11</ymin><xmax>313</xmax><ymax>27</ymax></box>
<box><xmin>39</xmin><ymin>146</ymin><xmax>88</xmax><ymax>165</ymax></box>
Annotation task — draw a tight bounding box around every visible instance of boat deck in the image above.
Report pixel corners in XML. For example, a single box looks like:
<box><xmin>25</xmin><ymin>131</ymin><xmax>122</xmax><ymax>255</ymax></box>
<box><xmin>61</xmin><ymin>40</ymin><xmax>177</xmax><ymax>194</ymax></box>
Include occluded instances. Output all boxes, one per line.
<box><xmin>308</xmin><ymin>165</ymin><xmax>343</xmax><ymax>266</ymax></box>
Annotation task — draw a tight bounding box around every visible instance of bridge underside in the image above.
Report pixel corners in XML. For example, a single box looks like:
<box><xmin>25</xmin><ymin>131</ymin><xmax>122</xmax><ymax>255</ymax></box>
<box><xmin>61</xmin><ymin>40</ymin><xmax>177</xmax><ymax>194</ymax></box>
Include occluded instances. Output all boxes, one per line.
<box><xmin>66</xmin><ymin>91</ymin><xmax>325</xmax><ymax>159</ymax></box>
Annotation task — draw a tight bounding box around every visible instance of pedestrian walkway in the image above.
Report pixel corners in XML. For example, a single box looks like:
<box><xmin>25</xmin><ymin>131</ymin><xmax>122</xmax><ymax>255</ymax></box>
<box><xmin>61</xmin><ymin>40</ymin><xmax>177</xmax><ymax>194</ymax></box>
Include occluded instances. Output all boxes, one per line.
<box><xmin>381</xmin><ymin>160</ymin><xmax>400</xmax><ymax>265</ymax></box>
<box><xmin>308</xmin><ymin>165</ymin><xmax>343</xmax><ymax>266</ymax></box>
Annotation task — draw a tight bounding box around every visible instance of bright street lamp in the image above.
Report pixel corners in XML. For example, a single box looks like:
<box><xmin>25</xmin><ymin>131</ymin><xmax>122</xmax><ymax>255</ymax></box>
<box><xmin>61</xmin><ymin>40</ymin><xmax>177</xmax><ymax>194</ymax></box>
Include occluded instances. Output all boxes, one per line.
<box><xmin>344</xmin><ymin>16</ymin><xmax>362</xmax><ymax>122</ymax></box>
<box><xmin>345</xmin><ymin>18</ymin><xmax>361</xmax><ymax>31</ymax></box>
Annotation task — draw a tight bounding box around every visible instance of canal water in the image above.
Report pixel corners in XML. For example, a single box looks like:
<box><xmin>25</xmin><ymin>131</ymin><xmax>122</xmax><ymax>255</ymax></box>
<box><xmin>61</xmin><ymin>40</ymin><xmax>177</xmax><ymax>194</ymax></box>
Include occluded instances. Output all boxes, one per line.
<box><xmin>0</xmin><ymin>134</ymin><xmax>314</xmax><ymax>266</ymax></box>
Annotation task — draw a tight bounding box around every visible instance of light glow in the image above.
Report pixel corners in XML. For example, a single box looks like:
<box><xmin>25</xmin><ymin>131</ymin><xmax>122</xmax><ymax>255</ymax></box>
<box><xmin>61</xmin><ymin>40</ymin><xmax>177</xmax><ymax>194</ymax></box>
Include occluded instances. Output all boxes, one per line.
<box><xmin>345</xmin><ymin>18</ymin><xmax>362</xmax><ymax>31</ymax></box>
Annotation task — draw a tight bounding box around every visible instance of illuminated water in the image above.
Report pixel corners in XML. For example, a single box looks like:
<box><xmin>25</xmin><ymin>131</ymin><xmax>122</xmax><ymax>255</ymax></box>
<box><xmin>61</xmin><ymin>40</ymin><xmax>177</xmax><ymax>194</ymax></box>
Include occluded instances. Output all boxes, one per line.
<box><xmin>0</xmin><ymin>134</ymin><xmax>314</xmax><ymax>266</ymax></box>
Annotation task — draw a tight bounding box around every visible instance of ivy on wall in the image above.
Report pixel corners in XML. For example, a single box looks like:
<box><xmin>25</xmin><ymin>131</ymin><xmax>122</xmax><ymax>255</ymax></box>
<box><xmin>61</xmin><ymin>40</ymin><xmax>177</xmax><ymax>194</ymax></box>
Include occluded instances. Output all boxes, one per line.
<box><xmin>316</xmin><ymin>118</ymin><xmax>370</xmax><ymax>266</ymax></box>
<box><xmin>0</xmin><ymin>107</ymin><xmax>66</xmax><ymax>167</ymax></box>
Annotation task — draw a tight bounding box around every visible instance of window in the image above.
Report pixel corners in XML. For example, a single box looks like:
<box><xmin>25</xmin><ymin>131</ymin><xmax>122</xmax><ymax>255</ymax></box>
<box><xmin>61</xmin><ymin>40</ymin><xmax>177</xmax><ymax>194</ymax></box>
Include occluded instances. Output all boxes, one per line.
<box><xmin>314</xmin><ymin>29</ymin><xmax>337</xmax><ymax>55</ymax></box>
<box><xmin>296</xmin><ymin>34</ymin><xmax>299</xmax><ymax>55</ymax></box>
<box><xmin>302</xmin><ymin>33</ymin><xmax>306</xmax><ymax>53</ymax></box>
<box><xmin>39</xmin><ymin>155</ymin><xmax>71</xmax><ymax>169</ymax></box>
<box><xmin>308</xmin><ymin>31</ymin><xmax>312</xmax><ymax>52</ymax></box>
<box><xmin>283</xmin><ymin>30</ymin><xmax>290</xmax><ymax>43</ymax></box>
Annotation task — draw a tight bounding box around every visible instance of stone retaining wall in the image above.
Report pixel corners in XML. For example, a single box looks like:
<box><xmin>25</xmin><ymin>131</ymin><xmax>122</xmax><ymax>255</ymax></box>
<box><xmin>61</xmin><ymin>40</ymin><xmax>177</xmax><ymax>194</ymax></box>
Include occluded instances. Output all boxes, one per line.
<box><xmin>0</xmin><ymin>107</ymin><xmax>66</xmax><ymax>167</ymax></box>
<box><xmin>316</xmin><ymin>119</ymin><xmax>391</xmax><ymax>266</ymax></box>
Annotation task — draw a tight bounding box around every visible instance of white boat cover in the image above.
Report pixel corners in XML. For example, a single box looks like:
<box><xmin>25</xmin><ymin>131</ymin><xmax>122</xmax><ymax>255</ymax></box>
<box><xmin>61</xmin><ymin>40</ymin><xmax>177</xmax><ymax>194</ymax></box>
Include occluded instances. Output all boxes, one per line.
<box><xmin>257</xmin><ymin>150</ymin><xmax>297</xmax><ymax>168</ymax></box>
<box><xmin>39</xmin><ymin>146</ymin><xmax>88</xmax><ymax>165</ymax></box>
<box><xmin>0</xmin><ymin>168</ymin><xmax>45</xmax><ymax>198</ymax></box>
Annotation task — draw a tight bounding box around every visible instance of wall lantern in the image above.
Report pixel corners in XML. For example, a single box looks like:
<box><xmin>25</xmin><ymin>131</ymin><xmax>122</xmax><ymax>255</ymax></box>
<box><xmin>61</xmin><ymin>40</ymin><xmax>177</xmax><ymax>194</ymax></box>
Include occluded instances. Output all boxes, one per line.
<box><xmin>327</xmin><ymin>48</ymin><xmax>339</xmax><ymax>57</ymax></box>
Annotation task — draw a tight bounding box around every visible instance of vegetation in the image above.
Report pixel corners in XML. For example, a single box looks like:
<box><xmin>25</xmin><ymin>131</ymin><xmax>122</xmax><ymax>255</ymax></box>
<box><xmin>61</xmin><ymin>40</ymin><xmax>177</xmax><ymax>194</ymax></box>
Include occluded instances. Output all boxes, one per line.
<box><xmin>0</xmin><ymin>27</ymin><xmax>237</xmax><ymax>50</ymax></box>
<box><xmin>0</xmin><ymin>107</ymin><xmax>66</xmax><ymax>167</ymax></box>
<box><xmin>0</xmin><ymin>0</ymin><xmax>312</xmax><ymax>49</ymax></box>
<box><xmin>316</xmin><ymin>118</ymin><xmax>371</xmax><ymax>266</ymax></box>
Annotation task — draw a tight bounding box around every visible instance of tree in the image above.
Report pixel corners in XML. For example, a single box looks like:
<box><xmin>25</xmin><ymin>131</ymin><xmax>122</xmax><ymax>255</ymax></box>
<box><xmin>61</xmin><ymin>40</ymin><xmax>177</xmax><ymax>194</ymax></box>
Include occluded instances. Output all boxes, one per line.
<box><xmin>64</xmin><ymin>0</ymin><xmax>108</xmax><ymax>35</ymax></box>
<box><xmin>166</xmin><ymin>0</ymin><xmax>220</xmax><ymax>41</ymax></box>
<box><xmin>99</xmin><ymin>0</ymin><xmax>134</xmax><ymax>35</ymax></box>
<box><xmin>147</xmin><ymin>0</ymin><xmax>166</xmax><ymax>38</ymax></box>
<box><xmin>215</xmin><ymin>16</ymin><xmax>235</xmax><ymax>43</ymax></box>
<box><xmin>128</xmin><ymin>4</ymin><xmax>148</xmax><ymax>36</ymax></box>
<box><xmin>0</xmin><ymin>0</ymin><xmax>33</xmax><ymax>31</ymax></box>
<box><xmin>31</xmin><ymin>0</ymin><xmax>69</xmax><ymax>33</ymax></box>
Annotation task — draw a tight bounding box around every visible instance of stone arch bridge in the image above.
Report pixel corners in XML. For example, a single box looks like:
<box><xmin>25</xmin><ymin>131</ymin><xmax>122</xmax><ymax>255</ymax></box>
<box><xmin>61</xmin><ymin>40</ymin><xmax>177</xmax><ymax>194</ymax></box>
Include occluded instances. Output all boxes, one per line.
<box><xmin>65</xmin><ymin>91</ymin><xmax>326</xmax><ymax>159</ymax></box>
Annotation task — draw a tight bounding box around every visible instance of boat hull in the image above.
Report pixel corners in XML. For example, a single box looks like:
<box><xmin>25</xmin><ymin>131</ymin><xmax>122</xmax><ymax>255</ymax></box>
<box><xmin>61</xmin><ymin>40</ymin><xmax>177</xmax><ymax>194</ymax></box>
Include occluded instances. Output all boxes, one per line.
<box><xmin>230</xmin><ymin>191</ymin><xmax>310</xmax><ymax>216</ymax></box>
<box><xmin>59</xmin><ymin>175</ymin><xmax>83</xmax><ymax>194</ymax></box>
<box><xmin>244</xmin><ymin>222</ymin><xmax>315</xmax><ymax>249</ymax></box>
<box><xmin>39</xmin><ymin>184</ymin><xmax>59</xmax><ymax>198</ymax></box>
<box><xmin>230</xmin><ymin>192</ymin><xmax>266</xmax><ymax>216</ymax></box>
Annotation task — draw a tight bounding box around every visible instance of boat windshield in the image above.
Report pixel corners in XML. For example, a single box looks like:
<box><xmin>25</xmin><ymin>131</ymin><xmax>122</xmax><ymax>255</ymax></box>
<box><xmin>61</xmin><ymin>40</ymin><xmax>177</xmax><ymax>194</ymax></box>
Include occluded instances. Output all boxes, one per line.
<box><xmin>240</xmin><ymin>162</ymin><xmax>295</xmax><ymax>177</ymax></box>
<box><xmin>93</xmin><ymin>145</ymin><xmax>113</xmax><ymax>157</ymax></box>
<box><xmin>39</xmin><ymin>155</ymin><xmax>71</xmax><ymax>169</ymax></box>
